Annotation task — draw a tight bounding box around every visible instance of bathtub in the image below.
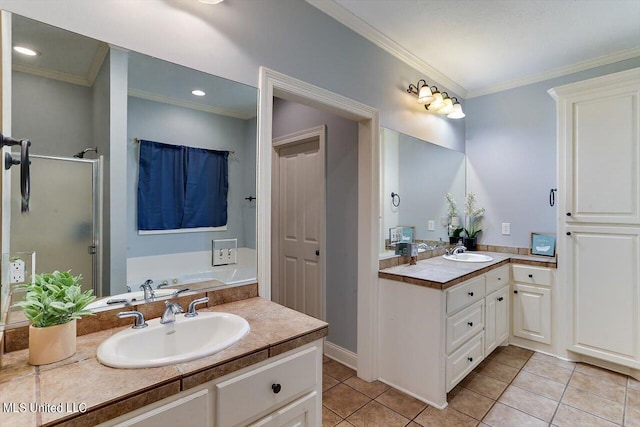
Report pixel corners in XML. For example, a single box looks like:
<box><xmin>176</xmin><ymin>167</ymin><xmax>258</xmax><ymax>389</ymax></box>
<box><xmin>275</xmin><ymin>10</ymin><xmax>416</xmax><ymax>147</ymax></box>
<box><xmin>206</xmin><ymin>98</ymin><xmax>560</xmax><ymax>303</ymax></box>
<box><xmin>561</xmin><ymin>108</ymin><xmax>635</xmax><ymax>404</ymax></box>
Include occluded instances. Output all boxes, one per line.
<box><xmin>124</xmin><ymin>248</ymin><xmax>256</xmax><ymax>294</ymax></box>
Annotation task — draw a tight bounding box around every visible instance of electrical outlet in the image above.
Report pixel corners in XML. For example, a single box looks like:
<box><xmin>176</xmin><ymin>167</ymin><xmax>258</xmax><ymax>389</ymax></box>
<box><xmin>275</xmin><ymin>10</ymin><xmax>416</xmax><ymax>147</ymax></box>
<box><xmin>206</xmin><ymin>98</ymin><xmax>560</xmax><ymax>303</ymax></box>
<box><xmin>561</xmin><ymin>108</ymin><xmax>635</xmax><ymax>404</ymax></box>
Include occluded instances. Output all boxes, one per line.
<box><xmin>10</xmin><ymin>259</ymin><xmax>26</xmax><ymax>283</ymax></box>
<box><xmin>502</xmin><ymin>223</ymin><xmax>511</xmax><ymax>236</ymax></box>
<box><xmin>427</xmin><ymin>220</ymin><xmax>435</xmax><ymax>231</ymax></box>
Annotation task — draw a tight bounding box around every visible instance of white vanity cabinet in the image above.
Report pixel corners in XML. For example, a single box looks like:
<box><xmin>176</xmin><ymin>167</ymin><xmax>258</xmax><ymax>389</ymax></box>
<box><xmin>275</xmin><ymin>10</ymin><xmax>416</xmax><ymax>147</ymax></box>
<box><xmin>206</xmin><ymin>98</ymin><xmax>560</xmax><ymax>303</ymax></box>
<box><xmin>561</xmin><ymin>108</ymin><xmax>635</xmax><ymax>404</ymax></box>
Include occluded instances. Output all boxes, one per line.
<box><xmin>100</xmin><ymin>340</ymin><xmax>323</xmax><ymax>427</ymax></box>
<box><xmin>551</xmin><ymin>68</ymin><xmax>640</xmax><ymax>370</ymax></box>
<box><xmin>378</xmin><ymin>264</ymin><xmax>510</xmax><ymax>408</ymax></box>
<box><xmin>485</xmin><ymin>266</ymin><xmax>510</xmax><ymax>355</ymax></box>
<box><xmin>512</xmin><ymin>265</ymin><xmax>552</xmax><ymax>345</ymax></box>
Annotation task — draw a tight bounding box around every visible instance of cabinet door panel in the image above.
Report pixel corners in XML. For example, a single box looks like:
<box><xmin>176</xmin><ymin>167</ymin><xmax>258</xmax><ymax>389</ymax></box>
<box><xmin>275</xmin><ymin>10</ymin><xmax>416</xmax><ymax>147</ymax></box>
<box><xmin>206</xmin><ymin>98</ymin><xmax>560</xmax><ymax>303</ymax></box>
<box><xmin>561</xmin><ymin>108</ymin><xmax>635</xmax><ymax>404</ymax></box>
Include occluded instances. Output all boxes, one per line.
<box><xmin>569</xmin><ymin>229</ymin><xmax>640</xmax><ymax>365</ymax></box>
<box><xmin>568</xmin><ymin>89</ymin><xmax>640</xmax><ymax>224</ymax></box>
<box><xmin>513</xmin><ymin>284</ymin><xmax>551</xmax><ymax>344</ymax></box>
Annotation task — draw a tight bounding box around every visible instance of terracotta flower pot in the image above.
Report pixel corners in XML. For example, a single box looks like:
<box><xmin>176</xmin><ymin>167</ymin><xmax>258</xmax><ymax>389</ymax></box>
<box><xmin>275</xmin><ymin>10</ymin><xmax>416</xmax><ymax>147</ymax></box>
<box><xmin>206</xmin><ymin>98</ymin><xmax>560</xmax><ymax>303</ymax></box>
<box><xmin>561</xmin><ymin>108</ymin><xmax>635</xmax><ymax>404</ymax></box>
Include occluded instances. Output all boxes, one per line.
<box><xmin>28</xmin><ymin>319</ymin><xmax>77</xmax><ymax>365</ymax></box>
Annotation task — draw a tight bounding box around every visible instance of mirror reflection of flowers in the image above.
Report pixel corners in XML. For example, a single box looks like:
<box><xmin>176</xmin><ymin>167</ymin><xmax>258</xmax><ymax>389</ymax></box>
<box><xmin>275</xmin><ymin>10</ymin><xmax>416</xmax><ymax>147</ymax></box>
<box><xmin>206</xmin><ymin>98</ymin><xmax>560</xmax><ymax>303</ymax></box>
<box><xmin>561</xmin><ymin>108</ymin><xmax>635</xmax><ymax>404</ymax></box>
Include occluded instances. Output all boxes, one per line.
<box><xmin>445</xmin><ymin>193</ymin><xmax>463</xmax><ymax>237</ymax></box>
<box><xmin>464</xmin><ymin>192</ymin><xmax>485</xmax><ymax>238</ymax></box>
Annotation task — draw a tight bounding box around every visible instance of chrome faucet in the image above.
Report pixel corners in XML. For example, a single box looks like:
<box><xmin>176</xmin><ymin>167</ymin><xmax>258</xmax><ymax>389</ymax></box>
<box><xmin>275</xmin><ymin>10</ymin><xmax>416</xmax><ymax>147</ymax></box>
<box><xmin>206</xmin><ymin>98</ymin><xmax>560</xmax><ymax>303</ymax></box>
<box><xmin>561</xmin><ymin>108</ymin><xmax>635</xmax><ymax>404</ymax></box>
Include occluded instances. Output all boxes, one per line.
<box><xmin>185</xmin><ymin>297</ymin><xmax>209</xmax><ymax>318</ymax></box>
<box><xmin>452</xmin><ymin>243</ymin><xmax>467</xmax><ymax>255</ymax></box>
<box><xmin>160</xmin><ymin>301</ymin><xmax>184</xmax><ymax>324</ymax></box>
<box><xmin>140</xmin><ymin>279</ymin><xmax>155</xmax><ymax>300</ymax></box>
<box><xmin>118</xmin><ymin>311</ymin><xmax>147</xmax><ymax>329</ymax></box>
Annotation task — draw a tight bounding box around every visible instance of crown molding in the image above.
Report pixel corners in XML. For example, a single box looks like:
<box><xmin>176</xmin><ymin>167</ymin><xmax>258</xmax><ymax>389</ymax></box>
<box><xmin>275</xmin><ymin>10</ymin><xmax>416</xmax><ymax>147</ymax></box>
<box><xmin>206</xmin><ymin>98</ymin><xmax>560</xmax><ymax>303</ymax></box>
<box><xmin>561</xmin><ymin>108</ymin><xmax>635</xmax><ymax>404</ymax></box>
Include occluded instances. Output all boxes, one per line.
<box><xmin>13</xmin><ymin>63</ymin><xmax>91</xmax><ymax>87</ymax></box>
<box><xmin>128</xmin><ymin>88</ymin><xmax>256</xmax><ymax>120</ymax></box>
<box><xmin>86</xmin><ymin>43</ymin><xmax>109</xmax><ymax>86</ymax></box>
<box><xmin>306</xmin><ymin>0</ymin><xmax>468</xmax><ymax>97</ymax></box>
<box><xmin>467</xmin><ymin>47</ymin><xmax>640</xmax><ymax>98</ymax></box>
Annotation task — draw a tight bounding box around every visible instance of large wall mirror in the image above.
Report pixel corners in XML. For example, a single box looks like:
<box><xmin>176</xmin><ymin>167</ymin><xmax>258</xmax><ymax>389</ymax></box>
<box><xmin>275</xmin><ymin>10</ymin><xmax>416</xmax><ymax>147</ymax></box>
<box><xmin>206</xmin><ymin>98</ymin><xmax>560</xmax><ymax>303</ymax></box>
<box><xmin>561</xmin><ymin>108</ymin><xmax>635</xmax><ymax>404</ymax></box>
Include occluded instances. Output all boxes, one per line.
<box><xmin>2</xmin><ymin>13</ymin><xmax>258</xmax><ymax>326</ymax></box>
<box><xmin>380</xmin><ymin>127</ymin><xmax>465</xmax><ymax>258</ymax></box>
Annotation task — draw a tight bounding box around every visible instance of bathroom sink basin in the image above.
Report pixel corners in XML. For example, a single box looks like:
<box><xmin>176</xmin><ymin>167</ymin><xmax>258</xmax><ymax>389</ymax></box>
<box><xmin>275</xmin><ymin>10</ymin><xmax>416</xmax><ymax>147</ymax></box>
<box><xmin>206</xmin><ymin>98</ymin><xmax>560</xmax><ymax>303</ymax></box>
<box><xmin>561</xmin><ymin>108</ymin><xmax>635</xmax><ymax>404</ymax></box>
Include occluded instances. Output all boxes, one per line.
<box><xmin>86</xmin><ymin>289</ymin><xmax>177</xmax><ymax>310</ymax></box>
<box><xmin>97</xmin><ymin>312</ymin><xmax>250</xmax><ymax>368</ymax></box>
<box><xmin>443</xmin><ymin>253</ymin><xmax>493</xmax><ymax>263</ymax></box>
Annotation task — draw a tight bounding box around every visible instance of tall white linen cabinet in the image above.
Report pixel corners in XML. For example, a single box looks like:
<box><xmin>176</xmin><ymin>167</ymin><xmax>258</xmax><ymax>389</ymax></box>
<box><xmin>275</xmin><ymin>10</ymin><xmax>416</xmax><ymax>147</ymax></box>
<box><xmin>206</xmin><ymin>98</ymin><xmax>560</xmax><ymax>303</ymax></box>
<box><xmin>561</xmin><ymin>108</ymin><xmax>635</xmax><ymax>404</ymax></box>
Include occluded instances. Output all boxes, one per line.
<box><xmin>550</xmin><ymin>68</ymin><xmax>640</xmax><ymax>373</ymax></box>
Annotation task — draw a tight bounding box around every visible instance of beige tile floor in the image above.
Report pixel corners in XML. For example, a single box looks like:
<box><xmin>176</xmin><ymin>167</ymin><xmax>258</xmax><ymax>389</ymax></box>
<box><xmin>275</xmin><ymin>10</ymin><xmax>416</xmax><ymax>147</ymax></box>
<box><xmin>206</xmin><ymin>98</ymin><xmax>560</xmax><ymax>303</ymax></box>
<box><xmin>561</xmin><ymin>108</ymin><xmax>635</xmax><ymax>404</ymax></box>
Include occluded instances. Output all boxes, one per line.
<box><xmin>322</xmin><ymin>345</ymin><xmax>640</xmax><ymax>426</ymax></box>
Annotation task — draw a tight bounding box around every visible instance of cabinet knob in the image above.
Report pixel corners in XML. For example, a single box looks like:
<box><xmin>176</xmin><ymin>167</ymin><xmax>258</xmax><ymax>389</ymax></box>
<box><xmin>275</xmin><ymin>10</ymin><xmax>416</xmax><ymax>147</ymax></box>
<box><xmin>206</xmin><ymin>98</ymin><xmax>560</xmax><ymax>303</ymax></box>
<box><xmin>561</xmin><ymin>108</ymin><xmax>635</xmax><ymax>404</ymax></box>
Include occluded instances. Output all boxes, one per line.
<box><xmin>497</xmin><ymin>277</ymin><xmax>501</xmax><ymax>281</ymax></box>
<box><xmin>566</xmin><ymin>232</ymin><xmax>572</xmax><ymax>236</ymax></box>
<box><xmin>467</xmin><ymin>322</ymin><xmax>473</xmax><ymax>327</ymax></box>
<box><xmin>272</xmin><ymin>383</ymin><xmax>282</xmax><ymax>394</ymax></box>
<box><xmin>566</xmin><ymin>212</ymin><xmax>572</xmax><ymax>216</ymax></box>
<box><xmin>497</xmin><ymin>297</ymin><xmax>504</xmax><ymax>302</ymax></box>
<box><xmin>468</xmin><ymin>292</ymin><xmax>474</xmax><ymax>297</ymax></box>
<box><xmin>528</xmin><ymin>274</ymin><xmax>533</xmax><ymax>278</ymax></box>
<box><xmin>316</xmin><ymin>250</ymin><xmax>320</xmax><ymax>256</ymax></box>
<box><xmin>514</xmin><ymin>290</ymin><xmax>518</xmax><ymax>294</ymax></box>
<box><xmin>467</xmin><ymin>357</ymin><xmax>473</xmax><ymax>362</ymax></box>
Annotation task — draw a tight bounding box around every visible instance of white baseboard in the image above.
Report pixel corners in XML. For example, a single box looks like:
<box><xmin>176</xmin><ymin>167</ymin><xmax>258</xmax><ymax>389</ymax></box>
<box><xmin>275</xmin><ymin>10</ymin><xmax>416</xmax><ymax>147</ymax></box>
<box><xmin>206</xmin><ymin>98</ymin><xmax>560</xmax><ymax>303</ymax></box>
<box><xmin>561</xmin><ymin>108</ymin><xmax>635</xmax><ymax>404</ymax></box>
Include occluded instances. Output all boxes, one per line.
<box><xmin>323</xmin><ymin>340</ymin><xmax>357</xmax><ymax>370</ymax></box>
<box><xmin>377</xmin><ymin>377</ymin><xmax>447</xmax><ymax>410</ymax></box>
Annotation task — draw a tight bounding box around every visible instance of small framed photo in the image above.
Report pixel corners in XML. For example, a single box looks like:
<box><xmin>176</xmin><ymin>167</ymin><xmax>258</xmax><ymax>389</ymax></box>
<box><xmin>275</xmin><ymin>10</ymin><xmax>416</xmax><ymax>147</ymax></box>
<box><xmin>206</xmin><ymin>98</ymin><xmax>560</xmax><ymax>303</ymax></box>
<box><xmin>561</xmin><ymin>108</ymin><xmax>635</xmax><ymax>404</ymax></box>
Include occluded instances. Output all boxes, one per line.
<box><xmin>530</xmin><ymin>233</ymin><xmax>556</xmax><ymax>257</ymax></box>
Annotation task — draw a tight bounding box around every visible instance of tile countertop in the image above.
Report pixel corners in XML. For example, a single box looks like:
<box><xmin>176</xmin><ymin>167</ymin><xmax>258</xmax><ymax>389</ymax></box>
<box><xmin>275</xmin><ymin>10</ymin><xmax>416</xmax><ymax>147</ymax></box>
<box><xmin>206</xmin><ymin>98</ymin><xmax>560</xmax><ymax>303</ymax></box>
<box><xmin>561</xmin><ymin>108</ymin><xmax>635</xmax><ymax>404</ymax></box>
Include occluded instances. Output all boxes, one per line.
<box><xmin>379</xmin><ymin>251</ymin><xmax>556</xmax><ymax>291</ymax></box>
<box><xmin>0</xmin><ymin>298</ymin><xmax>328</xmax><ymax>427</ymax></box>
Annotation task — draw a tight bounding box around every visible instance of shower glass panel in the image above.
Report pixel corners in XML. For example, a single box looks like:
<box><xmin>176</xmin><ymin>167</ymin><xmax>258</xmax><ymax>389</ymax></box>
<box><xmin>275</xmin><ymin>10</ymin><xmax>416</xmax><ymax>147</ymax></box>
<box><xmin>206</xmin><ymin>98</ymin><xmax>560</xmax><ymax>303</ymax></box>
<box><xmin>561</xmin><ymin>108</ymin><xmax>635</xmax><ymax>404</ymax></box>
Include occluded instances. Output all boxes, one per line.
<box><xmin>10</xmin><ymin>155</ymin><xmax>100</xmax><ymax>294</ymax></box>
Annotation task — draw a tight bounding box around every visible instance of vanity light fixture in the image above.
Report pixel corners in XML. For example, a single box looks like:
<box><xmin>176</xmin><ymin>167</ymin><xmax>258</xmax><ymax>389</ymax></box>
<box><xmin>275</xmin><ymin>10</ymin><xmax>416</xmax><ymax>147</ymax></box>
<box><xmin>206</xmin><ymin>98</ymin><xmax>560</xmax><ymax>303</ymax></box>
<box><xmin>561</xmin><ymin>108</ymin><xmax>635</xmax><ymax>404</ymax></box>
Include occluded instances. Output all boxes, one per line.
<box><xmin>191</xmin><ymin>89</ymin><xmax>206</xmax><ymax>96</ymax></box>
<box><xmin>13</xmin><ymin>46</ymin><xmax>39</xmax><ymax>56</ymax></box>
<box><xmin>407</xmin><ymin>80</ymin><xmax>465</xmax><ymax>119</ymax></box>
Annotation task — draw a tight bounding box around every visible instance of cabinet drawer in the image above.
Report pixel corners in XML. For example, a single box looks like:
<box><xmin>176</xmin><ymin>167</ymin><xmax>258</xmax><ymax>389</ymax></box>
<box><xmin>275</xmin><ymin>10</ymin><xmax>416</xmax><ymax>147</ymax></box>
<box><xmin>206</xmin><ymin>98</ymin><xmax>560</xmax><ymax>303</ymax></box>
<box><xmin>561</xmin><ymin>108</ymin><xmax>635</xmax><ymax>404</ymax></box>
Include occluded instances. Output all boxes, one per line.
<box><xmin>512</xmin><ymin>265</ymin><xmax>552</xmax><ymax>286</ymax></box>
<box><xmin>447</xmin><ymin>276</ymin><xmax>485</xmax><ymax>314</ymax></box>
<box><xmin>446</xmin><ymin>299</ymin><xmax>485</xmax><ymax>354</ymax></box>
<box><xmin>216</xmin><ymin>346</ymin><xmax>318</xmax><ymax>427</ymax></box>
<box><xmin>486</xmin><ymin>265</ymin><xmax>510</xmax><ymax>294</ymax></box>
<box><xmin>446</xmin><ymin>332</ymin><xmax>484</xmax><ymax>392</ymax></box>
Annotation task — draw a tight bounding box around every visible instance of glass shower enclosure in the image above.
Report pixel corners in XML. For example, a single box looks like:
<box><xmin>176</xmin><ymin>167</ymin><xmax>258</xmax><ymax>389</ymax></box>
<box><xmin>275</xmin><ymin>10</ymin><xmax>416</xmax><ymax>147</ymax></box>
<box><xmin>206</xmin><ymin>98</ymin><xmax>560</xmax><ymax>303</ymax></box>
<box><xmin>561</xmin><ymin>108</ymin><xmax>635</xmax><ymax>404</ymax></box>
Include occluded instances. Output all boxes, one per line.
<box><xmin>10</xmin><ymin>155</ymin><xmax>101</xmax><ymax>295</ymax></box>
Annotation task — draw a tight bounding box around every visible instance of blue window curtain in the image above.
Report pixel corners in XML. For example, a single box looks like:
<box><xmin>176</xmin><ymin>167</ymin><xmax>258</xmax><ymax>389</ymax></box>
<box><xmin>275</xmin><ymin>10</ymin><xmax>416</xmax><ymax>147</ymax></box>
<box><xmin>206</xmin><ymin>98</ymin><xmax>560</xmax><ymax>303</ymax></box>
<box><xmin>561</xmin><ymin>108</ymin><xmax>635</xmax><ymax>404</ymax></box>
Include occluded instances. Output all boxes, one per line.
<box><xmin>183</xmin><ymin>147</ymin><xmax>228</xmax><ymax>228</ymax></box>
<box><xmin>137</xmin><ymin>140</ymin><xmax>228</xmax><ymax>231</ymax></box>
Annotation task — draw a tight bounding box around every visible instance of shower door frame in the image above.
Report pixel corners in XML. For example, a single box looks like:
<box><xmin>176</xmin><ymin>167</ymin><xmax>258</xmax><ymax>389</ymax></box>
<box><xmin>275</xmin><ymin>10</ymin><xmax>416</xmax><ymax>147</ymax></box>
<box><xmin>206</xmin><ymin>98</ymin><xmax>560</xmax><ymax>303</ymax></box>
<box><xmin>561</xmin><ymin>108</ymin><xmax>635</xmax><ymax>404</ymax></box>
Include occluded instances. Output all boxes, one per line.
<box><xmin>28</xmin><ymin>155</ymin><xmax>102</xmax><ymax>296</ymax></box>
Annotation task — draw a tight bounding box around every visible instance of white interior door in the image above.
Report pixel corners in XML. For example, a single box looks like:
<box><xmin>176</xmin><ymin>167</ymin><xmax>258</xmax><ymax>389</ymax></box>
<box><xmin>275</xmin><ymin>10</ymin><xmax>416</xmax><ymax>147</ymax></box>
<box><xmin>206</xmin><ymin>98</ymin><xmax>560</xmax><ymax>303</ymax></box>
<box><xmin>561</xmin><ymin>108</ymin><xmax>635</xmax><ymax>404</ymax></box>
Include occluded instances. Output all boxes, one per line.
<box><xmin>272</xmin><ymin>127</ymin><xmax>326</xmax><ymax>320</ymax></box>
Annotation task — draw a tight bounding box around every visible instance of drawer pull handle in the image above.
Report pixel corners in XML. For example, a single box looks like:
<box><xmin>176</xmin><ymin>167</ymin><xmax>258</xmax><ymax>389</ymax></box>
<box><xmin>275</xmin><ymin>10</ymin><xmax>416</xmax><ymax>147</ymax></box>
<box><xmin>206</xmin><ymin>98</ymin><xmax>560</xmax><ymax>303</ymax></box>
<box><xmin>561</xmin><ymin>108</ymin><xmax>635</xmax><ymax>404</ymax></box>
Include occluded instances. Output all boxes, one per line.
<box><xmin>467</xmin><ymin>322</ymin><xmax>473</xmax><ymax>327</ymax></box>
<box><xmin>468</xmin><ymin>357</ymin><xmax>473</xmax><ymax>362</ymax></box>
<box><xmin>468</xmin><ymin>292</ymin><xmax>474</xmax><ymax>297</ymax></box>
<box><xmin>272</xmin><ymin>383</ymin><xmax>282</xmax><ymax>394</ymax></box>
<box><xmin>528</xmin><ymin>274</ymin><xmax>533</xmax><ymax>278</ymax></box>
<box><xmin>497</xmin><ymin>297</ymin><xmax>504</xmax><ymax>302</ymax></box>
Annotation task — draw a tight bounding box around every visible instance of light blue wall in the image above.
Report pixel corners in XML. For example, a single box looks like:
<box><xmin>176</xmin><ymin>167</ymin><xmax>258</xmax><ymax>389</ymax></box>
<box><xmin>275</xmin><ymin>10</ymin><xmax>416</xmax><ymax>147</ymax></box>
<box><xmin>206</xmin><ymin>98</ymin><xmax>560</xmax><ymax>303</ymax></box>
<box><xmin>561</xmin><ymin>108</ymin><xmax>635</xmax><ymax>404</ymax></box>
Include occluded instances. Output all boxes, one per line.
<box><xmin>272</xmin><ymin>97</ymin><xmax>359</xmax><ymax>353</ymax></box>
<box><xmin>0</xmin><ymin>0</ymin><xmax>465</xmax><ymax>152</ymax></box>
<box><xmin>465</xmin><ymin>58</ymin><xmax>640</xmax><ymax>248</ymax></box>
<box><xmin>12</xmin><ymin>71</ymin><xmax>92</xmax><ymax>156</ymax></box>
<box><xmin>126</xmin><ymin>97</ymin><xmax>257</xmax><ymax>258</ymax></box>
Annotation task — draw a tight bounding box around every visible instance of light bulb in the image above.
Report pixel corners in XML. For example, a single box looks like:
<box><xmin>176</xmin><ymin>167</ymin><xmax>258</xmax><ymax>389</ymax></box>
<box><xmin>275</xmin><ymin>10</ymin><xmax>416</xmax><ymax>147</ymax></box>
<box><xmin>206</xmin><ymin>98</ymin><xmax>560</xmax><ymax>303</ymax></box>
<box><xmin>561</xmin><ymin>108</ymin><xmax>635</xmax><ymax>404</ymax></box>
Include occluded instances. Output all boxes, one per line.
<box><xmin>427</xmin><ymin>91</ymin><xmax>444</xmax><ymax>111</ymax></box>
<box><xmin>417</xmin><ymin>85</ymin><xmax>435</xmax><ymax>104</ymax></box>
<box><xmin>447</xmin><ymin>102</ymin><xmax>466</xmax><ymax>119</ymax></box>
<box><xmin>191</xmin><ymin>89</ymin><xmax>206</xmax><ymax>96</ymax></box>
<box><xmin>14</xmin><ymin>46</ymin><xmax>39</xmax><ymax>56</ymax></box>
<box><xmin>438</xmin><ymin>97</ymin><xmax>454</xmax><ymax>115</ymax></box>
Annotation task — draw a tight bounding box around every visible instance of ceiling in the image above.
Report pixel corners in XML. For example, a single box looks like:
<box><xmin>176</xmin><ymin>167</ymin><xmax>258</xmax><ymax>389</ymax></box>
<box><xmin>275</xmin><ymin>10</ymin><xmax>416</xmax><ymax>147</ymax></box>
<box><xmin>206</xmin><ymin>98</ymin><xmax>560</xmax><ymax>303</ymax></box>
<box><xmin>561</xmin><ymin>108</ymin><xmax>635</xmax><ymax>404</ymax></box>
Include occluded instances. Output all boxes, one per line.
<box><xmin>309</xmin><ymin>0</ymin><xmax>640</xmax><ymax>98</ymax></box>
<box><xmin>12</xmin><ymin>14</ymin><xmax>257</xmax><ymax>119</ymax></box>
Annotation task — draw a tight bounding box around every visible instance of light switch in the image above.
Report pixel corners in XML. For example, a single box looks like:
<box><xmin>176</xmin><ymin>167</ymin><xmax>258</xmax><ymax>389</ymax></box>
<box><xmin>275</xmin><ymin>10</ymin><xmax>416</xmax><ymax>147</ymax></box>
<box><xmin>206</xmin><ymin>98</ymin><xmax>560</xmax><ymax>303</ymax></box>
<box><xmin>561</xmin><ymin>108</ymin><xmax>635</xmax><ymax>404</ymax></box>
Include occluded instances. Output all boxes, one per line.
<box><xmin>502</xmin><ymin>223</ymin><xmax>511</xmax><ymax>235</ymax></box>
<box><xmin>428</xmin><ymin>220</ymin><xmax>435</xmax><ymax>231</ymax></box>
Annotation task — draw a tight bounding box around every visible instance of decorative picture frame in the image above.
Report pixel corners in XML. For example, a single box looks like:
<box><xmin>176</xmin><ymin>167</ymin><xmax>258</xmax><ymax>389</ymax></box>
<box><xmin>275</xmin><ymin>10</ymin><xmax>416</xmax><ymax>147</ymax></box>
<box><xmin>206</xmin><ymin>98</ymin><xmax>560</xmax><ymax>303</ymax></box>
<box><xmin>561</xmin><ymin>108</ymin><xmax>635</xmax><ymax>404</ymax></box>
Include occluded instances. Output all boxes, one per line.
<box><xmin>530</xmin><ymin>233</ymin><xmax>556</xmax><ymax>257</ymax></box>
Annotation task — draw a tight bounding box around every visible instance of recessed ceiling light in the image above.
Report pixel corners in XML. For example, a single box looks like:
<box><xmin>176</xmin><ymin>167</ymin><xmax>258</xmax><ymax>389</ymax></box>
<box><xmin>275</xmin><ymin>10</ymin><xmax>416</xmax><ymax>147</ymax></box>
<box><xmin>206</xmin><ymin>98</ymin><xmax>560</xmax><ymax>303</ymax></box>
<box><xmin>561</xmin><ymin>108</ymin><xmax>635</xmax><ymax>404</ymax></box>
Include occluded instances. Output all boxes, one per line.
<box><xmin>192</xmin><ymin>89</ymin><xmax>206</xmax><ymax>96</ymax></box>
<box><xmin>199</xmin><ymin>0</ymin><xmax>224</xmax><ymax>4</ymax></box>
<box><xmin>13</xmin><ymin>46</ymin><xmax>39</xmax><ymax>56</ymax></box>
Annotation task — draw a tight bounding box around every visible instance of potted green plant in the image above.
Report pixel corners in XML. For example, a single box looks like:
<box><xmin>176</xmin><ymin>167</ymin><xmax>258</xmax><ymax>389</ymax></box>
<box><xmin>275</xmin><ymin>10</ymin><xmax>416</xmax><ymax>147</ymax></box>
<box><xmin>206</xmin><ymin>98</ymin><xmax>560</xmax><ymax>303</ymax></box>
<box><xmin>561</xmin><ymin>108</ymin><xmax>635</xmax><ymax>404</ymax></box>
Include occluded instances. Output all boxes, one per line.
<box><xmin>463</xmin><ymin>192</ymin><xmax>485</xmax><ymax>251</ymax></box>
<box><xmin>12</xmin><ymin>271</ymin><xmax>95</xmax><ymax>365</ymax></box>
